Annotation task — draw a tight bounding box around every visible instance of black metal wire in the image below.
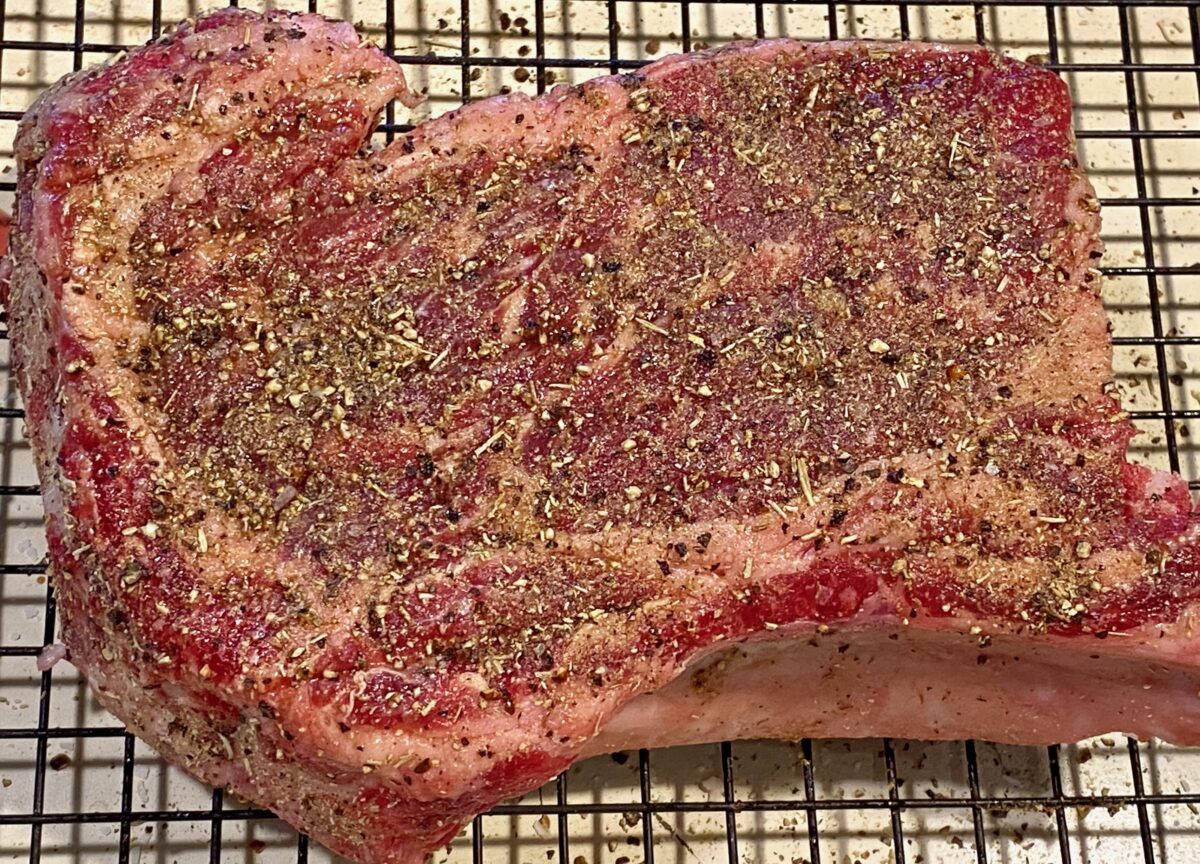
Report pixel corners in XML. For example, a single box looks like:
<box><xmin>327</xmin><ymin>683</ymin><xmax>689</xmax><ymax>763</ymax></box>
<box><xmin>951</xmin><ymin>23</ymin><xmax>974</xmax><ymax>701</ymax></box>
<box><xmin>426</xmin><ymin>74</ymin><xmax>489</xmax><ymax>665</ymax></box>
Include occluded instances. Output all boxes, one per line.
<box><xmin>555</xmin><ymin>772</ymin><xmax>570</xmax><ymax>864</ymax></box>
<box><xmin>0</xmin><ymin>3</ymin><xmax>1196</xmax><ymax>864</ymax></box>
<box><xmin>116</xmin><ymin>734</ymin><xmax>136</xmax><ymax>864</ymax></box>
<box><xmin>1046</xmin><ymin>744</ymin><xmax>1074</xmax><ymax>864</ymax></box>
<box><xmin>458</xmin><ymin>0</ymin><xmax>470</xmax><ymax>102</ymax></box>
<box><xmin>720</xmin><ymin>742</ymin><xmax>740</xmax><ymax>864</ymax></box>
<box><xmin>638</xmin><ymin>749</ymin><xmax>656</xmax><ymax>861</ymax></box>
<box><xmin>801</xmin><ymin>739</ymin><xmax>822</xmax><ymax>864</ymax></box>
<box><xmin>882</xmin><ymin>740</ymin><xmax>907</xmax><ymax>864</ymax></box>
<box><xmin>606</xmin><ymin>0</ymin><xmax>620</xmax><ymax>73</ymax></box>
<box><xmin>7</xmin><ymin>787</ymin><xmax>1200</xmax><ymax>824</ymax></box>
<box><xmin>384</xmin><ymin>0</ymin><xmax>396</xmax><ymax>141</ymax></box>
<box><xmin>964</xmin><ymin>741</ymin><xmax>989</xmax><ymax>864</ymax></box>
<box><xmin>1127</xmin><ymin>738</ymin><xmax>1157</xmax><ymax>864</ymax></box>
<box><xmin>1116</xmin><ymin>4</ymin><xmax>1180</xmax><ymax>476</ymax></box>
<box><xmin>27</xmin><ymin>587</ymin><xmax>57</xmax><ymax>864</ymax></box>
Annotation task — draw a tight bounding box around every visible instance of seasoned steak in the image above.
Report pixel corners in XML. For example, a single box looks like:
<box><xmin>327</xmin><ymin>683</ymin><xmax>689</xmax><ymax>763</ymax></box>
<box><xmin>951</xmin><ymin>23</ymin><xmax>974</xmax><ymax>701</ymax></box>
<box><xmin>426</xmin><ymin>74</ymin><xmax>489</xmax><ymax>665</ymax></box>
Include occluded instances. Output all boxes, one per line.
<box><xmin>9</xmin><ymin>9</ymin><xmax>1200</xmax><ymax>864</ymax></box>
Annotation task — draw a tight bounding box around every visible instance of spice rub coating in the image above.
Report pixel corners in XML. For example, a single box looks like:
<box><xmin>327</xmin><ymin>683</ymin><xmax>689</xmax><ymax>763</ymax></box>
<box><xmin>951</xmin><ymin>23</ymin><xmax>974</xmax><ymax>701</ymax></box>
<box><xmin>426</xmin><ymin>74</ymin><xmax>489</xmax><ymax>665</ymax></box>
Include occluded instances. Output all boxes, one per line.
<box><xmin>9</xmin><ymin>9</ymin><xmax>1200</xmax><ymax>864</ymax></box>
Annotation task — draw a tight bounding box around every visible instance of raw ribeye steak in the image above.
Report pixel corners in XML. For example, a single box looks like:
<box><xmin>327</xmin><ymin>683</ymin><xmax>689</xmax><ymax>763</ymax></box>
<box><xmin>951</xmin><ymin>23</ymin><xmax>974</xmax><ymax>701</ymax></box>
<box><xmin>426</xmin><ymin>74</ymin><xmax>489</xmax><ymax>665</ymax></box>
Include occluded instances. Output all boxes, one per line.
<box><xmin>9</xmin><ymin>9</ymin><xmax>1200</xmax><ymax>864</ymax></box>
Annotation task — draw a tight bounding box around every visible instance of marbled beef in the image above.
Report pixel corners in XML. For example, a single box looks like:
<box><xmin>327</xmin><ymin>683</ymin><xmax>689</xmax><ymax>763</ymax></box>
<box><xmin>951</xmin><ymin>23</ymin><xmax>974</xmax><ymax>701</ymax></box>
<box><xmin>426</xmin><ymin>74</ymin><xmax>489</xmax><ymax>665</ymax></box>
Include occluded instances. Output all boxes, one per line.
<box><xmin>10</xmin><ymin>9</ymin><xmax>1200</xmax><ymax>864</ymax></box>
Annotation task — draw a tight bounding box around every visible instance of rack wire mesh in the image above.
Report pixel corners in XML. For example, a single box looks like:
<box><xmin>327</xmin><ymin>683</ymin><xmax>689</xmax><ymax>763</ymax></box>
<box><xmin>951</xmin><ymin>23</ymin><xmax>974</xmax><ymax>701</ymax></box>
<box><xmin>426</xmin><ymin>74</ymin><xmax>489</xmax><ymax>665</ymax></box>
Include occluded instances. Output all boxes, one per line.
<box><xmin>0</xmin><ymin>0</ymin><xmax>1199</xmax><ymax>862</ymax></box>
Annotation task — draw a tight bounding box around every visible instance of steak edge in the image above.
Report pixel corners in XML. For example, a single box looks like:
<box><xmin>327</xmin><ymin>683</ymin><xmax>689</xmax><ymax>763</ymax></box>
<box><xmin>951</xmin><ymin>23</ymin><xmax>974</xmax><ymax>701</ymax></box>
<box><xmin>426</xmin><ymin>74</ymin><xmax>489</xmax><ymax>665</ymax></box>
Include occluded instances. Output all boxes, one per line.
<box><xmin>9</xmin><ymin>10</ymin><xmax>1200</xmax><ymax>864</ymax></box>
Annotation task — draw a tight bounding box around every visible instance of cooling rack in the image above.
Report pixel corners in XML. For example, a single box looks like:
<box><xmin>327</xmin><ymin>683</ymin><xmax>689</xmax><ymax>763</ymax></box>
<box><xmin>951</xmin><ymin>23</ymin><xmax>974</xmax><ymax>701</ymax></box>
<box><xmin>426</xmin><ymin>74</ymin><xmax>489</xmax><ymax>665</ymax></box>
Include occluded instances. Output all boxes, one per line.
<box><xmin>1</xmin><ymin>0</ymin><xmax>1199</xmax><ymax>862</ymax></box>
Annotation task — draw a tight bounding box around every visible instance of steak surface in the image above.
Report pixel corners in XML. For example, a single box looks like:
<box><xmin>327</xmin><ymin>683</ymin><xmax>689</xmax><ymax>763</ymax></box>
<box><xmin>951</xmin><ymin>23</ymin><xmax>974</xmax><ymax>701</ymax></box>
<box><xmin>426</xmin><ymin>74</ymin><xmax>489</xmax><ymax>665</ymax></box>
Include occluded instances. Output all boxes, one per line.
<box><xmin>10</xmin><ymin>9</ymin><xmax>1200</xmax><ymax>864</ymax></box>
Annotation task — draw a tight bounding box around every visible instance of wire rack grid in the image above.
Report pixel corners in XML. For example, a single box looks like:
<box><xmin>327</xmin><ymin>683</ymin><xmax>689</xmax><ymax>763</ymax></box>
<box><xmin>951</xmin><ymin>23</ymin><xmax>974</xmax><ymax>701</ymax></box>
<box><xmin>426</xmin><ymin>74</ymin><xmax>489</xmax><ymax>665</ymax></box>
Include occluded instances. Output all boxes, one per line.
<box><xmin>0</xmin><ymin>1</ymin><xmax>1199</xmax><ymax>863</ymax></box>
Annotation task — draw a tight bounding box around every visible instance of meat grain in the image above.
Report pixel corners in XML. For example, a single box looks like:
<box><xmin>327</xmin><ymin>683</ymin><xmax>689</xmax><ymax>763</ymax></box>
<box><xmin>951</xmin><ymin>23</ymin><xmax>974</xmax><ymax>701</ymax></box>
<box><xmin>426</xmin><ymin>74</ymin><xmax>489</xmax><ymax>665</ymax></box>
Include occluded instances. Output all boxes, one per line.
<box><xmin>9</xmin><ymin>9</ymin><xmax>1200</xmax><ymax>864</ymax></box>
